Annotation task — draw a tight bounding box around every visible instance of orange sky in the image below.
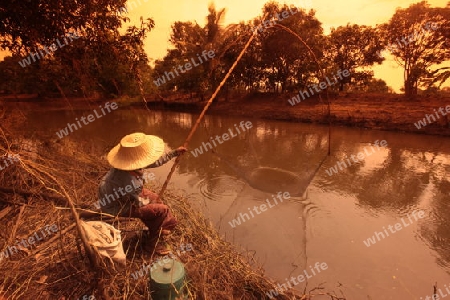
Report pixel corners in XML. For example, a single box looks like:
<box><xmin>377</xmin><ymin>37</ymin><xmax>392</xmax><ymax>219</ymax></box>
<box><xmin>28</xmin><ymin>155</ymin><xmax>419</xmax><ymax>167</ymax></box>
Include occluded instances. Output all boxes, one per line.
<box><xmin>1</xmin><ymin>0</ymin><xmax>449</xmax><ymax>92</ymax></box>
<box><xmin>132</xmin><ymin>0</ymin><xmax>449</xmax><ymax>92</ymax></box>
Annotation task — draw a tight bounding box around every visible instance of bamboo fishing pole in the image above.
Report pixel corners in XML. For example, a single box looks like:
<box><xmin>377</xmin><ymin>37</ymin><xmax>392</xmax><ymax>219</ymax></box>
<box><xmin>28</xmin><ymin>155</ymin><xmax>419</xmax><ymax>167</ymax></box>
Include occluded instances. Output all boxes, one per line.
<box><xmin>158</xmin><ymin>15</ymin><xmax>268</xmax><ymax>198</ymax></box>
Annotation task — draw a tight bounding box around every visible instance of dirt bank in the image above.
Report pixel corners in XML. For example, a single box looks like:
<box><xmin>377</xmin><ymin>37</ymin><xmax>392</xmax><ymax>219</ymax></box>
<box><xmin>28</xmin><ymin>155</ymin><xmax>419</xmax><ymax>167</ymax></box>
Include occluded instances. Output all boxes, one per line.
<box><xmin>202</xmin><ymin>92</ymin><xmax>450</xmax><ymax>136</ymax></box>
<box><xmin>2</xmin><ymin>92</ymin><xmax>450</xmax><ymax>136</ymax></box>
<box><xmin>127</xmin><ymin>92</ymin><xmax>450</xmax><ymax>136</ymax></box>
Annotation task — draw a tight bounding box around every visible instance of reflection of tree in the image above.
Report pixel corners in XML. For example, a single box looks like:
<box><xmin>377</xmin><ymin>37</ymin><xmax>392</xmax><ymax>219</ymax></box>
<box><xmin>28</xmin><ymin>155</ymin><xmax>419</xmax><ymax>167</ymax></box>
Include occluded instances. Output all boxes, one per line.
<box><xmin>355</xmin><ymin>147</ymin><xmax>425</xmax><ymax>209</ymax></box>
<box><xmin>316</xmin><ymin>131</ymin><xmax>450</xmax><ymax>267</ymax></box>
<box><xmin>420</xmin><ymin>179</ymin><xmax>450</xmax><ymax>268</ymax></box>
<box><xmin>419</xmin><ymin>164</ymin><xmax>450</xmax><ymax>269</ymax></box>
<box><xmin>317</xmin><ymin>136</ymin><xmax>427</xmax><ymax>210</ymax></box>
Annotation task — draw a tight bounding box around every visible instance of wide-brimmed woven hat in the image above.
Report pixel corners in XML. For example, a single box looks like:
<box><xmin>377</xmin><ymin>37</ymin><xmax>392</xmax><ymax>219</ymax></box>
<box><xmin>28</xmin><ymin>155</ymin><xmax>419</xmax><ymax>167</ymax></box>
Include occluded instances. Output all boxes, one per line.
<box><xmin>107</xmin><ymin>133</ymin><xmax>165</xmax><ymax>170</ymax></box>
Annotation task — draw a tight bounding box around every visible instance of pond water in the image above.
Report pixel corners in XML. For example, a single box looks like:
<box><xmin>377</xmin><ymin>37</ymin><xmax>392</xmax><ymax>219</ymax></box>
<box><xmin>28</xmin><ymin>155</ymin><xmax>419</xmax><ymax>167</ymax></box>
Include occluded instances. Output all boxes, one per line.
<box><xmin>25</xmin><ymin>106</ymin><xmax>450</xmax><ymax>299</ymax></box>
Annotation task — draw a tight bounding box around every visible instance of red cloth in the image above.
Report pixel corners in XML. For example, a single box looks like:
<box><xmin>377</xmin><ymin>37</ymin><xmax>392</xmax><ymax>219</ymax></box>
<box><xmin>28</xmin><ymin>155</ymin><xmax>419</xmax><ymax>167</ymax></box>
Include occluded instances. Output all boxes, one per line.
<box><xmin>129</xmin><ymin>188</ymin><xmax>177</xmax><ymax>235</ymax></box>
<box><xmin>139</xmin><ymin>188</ymin><xmax>162</xmax><ymax>204</ymax></box>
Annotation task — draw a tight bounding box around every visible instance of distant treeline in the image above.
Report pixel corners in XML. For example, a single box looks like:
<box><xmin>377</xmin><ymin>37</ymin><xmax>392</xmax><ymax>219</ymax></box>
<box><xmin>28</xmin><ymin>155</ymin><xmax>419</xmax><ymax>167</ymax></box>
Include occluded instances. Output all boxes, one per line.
<box><xmin>0</xmin><ymin>1</ymin><xmax>449</xmax><ymax>99</ymax></box>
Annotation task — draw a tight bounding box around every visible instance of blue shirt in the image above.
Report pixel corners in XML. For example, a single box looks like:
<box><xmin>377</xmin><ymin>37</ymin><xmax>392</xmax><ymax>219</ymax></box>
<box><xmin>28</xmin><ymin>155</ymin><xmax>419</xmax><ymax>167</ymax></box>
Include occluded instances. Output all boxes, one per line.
<box><xmin>97</xmin><ymin>149</ymin><xmax>180</xmax><ymax>215</ymax></box>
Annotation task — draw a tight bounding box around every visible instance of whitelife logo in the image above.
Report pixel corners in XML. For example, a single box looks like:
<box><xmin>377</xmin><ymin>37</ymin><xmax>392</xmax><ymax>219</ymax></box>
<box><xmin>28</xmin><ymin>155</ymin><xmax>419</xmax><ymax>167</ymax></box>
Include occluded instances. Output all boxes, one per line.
<box><xmin>153</xmin><ymin>50</ymin><xmax>215</xmax><ymax>87</ymax></box>
<box><xmin>228</xmin><ymin>192</ymin><xmax>291</xmax><ymax>228</ymax></box>
<box><xmin>93</xmin><ymin>172</ymin><xmax>155</xmax><ymax>210</ymax></box>
<box><xmin>414</xmin><ymin>105</ymin><xmax>450</xmax><ymax>129</ymax></box>
<box><xmin>250</xmin><ymin>0</ymin><xmax>313</xmax><ymax>35</ymax></box>
<box><xmin>0</xmin><ymin>224</ymin><xmax>59</xmax><ymax>262</ymax></box>
<box><xmin>0</xmin><ymin>154</ymin><xmax>20</xmax><ymax>171</ymax></box>
<box><xmin>190</xmin><ymin>121</ymin><xmax>253</xmax><ymax>158</ymax></box>
<box><xmin>266</xmin><ymin>262</ymin><xmax>328</xmax><ymax>299</ymax></box>
<box><xmin>363</xmin><ymin>210</ymin><xmax>426</xmax><ymax>247</ymax></box>
<box><xmin>288</xmin><ymin>69</ymin><xmax>350</xmax><ymax>106</ymax></box>
<box><xmin>325</xmin><ymin>140</ymin><xmax>388</xmax><ymax>176</ymax></box>
<box><xmin>55</xmin><ymin>101</ymin><xmax>118</xmax><ymax>139</ymax></box>
<box><xmin>419</xmin><ymin>283</ymin><xmax>450</xmax><ymax>300</ymax></box>
<box><xmin>18</xmin><ymin>31</ymin><xmax>80</xmax><ymax>68</ymax></box>
<box><xmin>376</xmin><ymin>22</ymin><xmax>439</xmax><ymax>58</ymax></box>
<box><xmin>250</xmin><ymin>6</ymin><xmax>298</xmax><ymax>34</ymax></box>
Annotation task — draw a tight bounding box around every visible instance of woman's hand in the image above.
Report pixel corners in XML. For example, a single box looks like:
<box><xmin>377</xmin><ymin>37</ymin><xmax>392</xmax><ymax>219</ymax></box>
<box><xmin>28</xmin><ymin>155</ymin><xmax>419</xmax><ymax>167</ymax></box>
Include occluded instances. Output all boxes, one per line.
<box><xmin>140</xmin><ymin>189</ymin><xmax>163</xmax><ymax>204</ymax></box>
<box><xmin>176</xmin><ymin>146</ymin><xmax>187</xmax><ymax>155</ymax></box>
<box><xmin>149</xmin><ymin>193</ymin><xmax>163</xmax><ymax>204</ymax></box>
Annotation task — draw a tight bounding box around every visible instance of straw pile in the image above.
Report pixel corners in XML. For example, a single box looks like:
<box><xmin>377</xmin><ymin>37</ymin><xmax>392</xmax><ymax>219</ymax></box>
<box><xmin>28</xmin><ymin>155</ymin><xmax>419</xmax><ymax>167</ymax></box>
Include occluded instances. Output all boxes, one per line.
<box><xmin>0</xmin><ymin>113</ymin><xmax>345</xmax><ymax>299</ymax></box>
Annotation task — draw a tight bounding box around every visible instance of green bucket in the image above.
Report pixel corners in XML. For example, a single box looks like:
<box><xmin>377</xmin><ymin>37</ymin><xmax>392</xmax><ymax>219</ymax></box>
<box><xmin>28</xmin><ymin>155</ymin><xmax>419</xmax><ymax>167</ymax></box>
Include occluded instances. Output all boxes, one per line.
<box><xmin>149</xmin><ymin>257</ymin><xmax>187</xmax><ymax>300</ymax></box>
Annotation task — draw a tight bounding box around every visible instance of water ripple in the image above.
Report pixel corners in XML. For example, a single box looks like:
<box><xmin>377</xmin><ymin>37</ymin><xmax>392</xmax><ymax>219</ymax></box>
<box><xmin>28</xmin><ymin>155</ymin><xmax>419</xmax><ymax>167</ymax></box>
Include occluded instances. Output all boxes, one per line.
<box><xmin>196</xmin><ymin>175</ymin><xmax>247</xmax><ymax>201</ymax></box>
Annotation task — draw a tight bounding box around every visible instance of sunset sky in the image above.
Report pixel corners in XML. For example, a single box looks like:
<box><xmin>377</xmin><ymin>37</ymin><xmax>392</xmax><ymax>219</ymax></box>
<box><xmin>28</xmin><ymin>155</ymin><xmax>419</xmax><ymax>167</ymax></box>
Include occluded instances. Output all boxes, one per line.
<box><xmin>1</xmin><ymin>0</ymin><xmax>449</xmax><ymax>92</ymax></box>
<box><xmin>127</xmin><ymin>0</ymin><xmax>449</xmax><ymax>92</ymax></box>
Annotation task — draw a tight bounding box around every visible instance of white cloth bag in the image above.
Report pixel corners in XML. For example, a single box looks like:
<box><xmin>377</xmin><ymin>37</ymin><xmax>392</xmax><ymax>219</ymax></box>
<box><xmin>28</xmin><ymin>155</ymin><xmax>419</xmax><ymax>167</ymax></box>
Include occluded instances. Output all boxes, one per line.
<box><xmin>80</xmin><ymin>220</ymin><xmax>126</xmax><ymax>267</ymax></box>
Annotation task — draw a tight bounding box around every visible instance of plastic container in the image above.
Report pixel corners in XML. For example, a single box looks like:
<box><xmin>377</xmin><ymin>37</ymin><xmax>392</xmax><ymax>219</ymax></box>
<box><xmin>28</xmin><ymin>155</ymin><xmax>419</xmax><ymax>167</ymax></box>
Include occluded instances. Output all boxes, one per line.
<box><xmin>149</xmin><ymin>257</ymin><xmax>187</xmax><ymax>300</ymax></box>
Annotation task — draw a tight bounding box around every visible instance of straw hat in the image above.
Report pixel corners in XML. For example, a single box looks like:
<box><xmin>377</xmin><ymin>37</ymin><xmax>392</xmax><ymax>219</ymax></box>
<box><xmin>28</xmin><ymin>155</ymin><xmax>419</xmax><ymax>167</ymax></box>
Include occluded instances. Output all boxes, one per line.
<box><xmin>107</xmin><ymin>133</ymin><xmax>165</xmax><ymax>170</ymax></box>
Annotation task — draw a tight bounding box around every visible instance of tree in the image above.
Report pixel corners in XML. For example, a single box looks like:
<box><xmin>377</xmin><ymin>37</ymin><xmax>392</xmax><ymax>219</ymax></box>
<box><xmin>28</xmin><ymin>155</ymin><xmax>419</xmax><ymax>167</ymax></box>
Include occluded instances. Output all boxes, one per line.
<box><xmin>0</xmin><ymin>0</ymin><xmax>127</xmax><ymax>54</ymax></box>
<box><xmin>222</xmin><ymin>22</ymin><xmax>265</xmax><ymax>92</ymax></box>
<box><xmin>366</xmin><ymin>78</ymin><xmax>390</xmax><ymax>93</ymax></box>
<box><xmin>153</xmin><ymin>4</ymin><xmax>239</xmax><ymax>98</ymax></box>
<box><xmin>153</xmin><ymin>21</ymin><xmax>208</xmax><ymax>94</ymax></box>
<box><xmin>153</xmin><ymin>1</ymin><xmax>328</xmax><ymax>96</ymax></box>
<box><xmin>213</xmin><ymin>1</ymin><xmax>326</xmax><ymax>94</ymax></box>
<box><xmin>256</xmin><ymin>2</ymin><xmax>325</xmax><ymax>93</ymax></box>
<box><xmin>203</xmin><ymin>4</ymin><xmax>242</xmax><ymax>91</ymax></box>
<box><xmin>327</xmin><ymin>24</ymin><xmax>384</xmax><ymax>91</ymax></box>
<box><xmin>0</xmin><ymin>56</ymin><xmax>41</xmax><ymax>94</ymax></box>
<box><xmin>381</xmin><ymin>1</ymin><xmax>450</xmax><ymax>97</ymax></box>
<box><xmin>0</xmin><ymin>0</ymin><xmax>154</xmax><ymax>98</ymax></box>
<box><xmin>347</xmin><ymin>77</ymin><xmax>390</xmax><ymax>93</ymax></box>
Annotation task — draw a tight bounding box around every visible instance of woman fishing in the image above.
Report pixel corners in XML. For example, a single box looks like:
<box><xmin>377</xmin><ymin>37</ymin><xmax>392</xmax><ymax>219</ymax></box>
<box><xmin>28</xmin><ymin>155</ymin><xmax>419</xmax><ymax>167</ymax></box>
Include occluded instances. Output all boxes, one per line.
<box><xmin>98</xmin><ymin>132</ymin><xmax>186</xmax><ymax>255</ymax></box>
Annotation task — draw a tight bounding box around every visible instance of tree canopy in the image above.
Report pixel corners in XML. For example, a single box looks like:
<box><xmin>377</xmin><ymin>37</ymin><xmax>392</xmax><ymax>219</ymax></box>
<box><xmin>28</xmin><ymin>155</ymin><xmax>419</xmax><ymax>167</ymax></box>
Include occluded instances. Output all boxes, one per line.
<box><xmin>381</xmin><ymin>1</ymin><xmax>450</xmax><ymax>97</ymax></box>
<box><xmin>153</xmin><ymin>1</ymin><xmax>394</xmax><ymax>96</ymax></box>
<box><xmin>0</xmin><ymin>0</ymin><xmax>153</xmax><ymax>97</ymax></box>
<box><xmin>327</xmin><ymin>24</ymin><xmax>384</xmax><ymax>91</ymax></box>
<box><xmin>0</xmin><ymin>0</ymin><xmax>449</xmax><ymax>98</ymax></box>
